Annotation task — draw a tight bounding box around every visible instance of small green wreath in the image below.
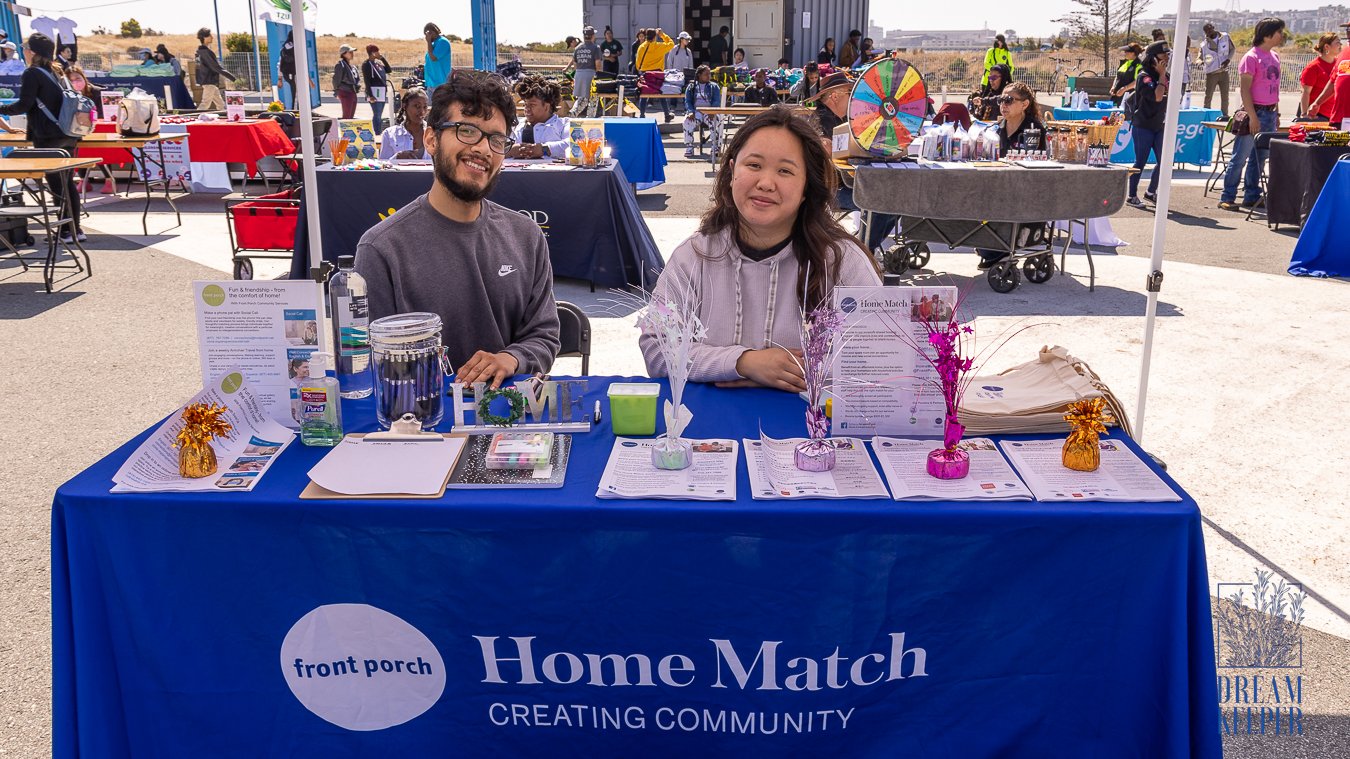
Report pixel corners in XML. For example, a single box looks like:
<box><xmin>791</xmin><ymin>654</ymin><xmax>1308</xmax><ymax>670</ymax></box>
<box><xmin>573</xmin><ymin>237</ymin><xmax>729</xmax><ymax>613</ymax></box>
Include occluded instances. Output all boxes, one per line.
<box><xmin>478</xmin><ymin>387</ymin><xmax>526</xmax><ymax>427</ymax></box>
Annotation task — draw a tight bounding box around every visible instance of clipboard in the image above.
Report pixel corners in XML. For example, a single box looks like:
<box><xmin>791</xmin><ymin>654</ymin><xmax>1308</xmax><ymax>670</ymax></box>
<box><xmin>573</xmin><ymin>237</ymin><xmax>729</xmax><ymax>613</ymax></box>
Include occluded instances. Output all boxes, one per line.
<box><xmin>300</xmin><ymin>431</ymin><xmax>467</xmax><ymax>499</ymax></box>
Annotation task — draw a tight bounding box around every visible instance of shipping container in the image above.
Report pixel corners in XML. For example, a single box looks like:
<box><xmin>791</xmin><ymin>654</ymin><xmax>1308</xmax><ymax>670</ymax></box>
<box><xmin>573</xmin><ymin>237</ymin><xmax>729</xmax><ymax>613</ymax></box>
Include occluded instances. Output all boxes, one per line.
<box><xmin>581</xmin><ymin>0</ymin><xmax>870</xmax><ymax>72</ymax></box>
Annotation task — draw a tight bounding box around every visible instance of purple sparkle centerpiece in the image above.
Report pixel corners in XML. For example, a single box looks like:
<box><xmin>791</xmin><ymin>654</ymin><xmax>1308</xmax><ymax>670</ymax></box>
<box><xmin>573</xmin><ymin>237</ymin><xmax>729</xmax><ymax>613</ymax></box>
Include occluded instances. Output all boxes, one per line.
<box><xmin>628</xmin><ymin>283</ymin><xmax>705</xmax><ymax>471</ymax></box>
<box><xmin>795</xmin><ymin>305</ymin><xmax>845</xmax><ymax>471</ymax></box>
<box><xmin>920</xmin><ymin>309</ymin><xmax>975</xmax><ymax>479</ymax></box>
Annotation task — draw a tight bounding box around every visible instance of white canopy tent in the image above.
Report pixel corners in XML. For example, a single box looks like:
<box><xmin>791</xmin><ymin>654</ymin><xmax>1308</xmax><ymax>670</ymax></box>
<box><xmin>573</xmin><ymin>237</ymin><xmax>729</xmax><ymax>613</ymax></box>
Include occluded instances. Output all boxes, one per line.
<box><xmin>1135</xmin><ymin>0</ymin><xmax>1194</xmax><ymax>443</ymax></box>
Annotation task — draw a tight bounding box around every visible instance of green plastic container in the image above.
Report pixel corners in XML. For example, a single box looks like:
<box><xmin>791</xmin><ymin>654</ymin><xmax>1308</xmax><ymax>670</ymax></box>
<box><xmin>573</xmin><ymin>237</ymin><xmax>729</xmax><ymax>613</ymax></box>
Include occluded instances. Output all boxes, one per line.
<box><xmin>608</xmin><ymin>383</ymin><xmax>660</xmax><ymax>436</ymax></box>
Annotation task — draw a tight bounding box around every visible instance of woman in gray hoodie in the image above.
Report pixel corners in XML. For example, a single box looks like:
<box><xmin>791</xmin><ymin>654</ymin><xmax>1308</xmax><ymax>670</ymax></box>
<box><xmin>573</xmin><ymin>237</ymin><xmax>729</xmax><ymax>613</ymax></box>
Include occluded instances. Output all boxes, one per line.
<box><xmin>641</xmin><ymin>106</ymin><xmax>880</xmax><ymax>392</ymax></box>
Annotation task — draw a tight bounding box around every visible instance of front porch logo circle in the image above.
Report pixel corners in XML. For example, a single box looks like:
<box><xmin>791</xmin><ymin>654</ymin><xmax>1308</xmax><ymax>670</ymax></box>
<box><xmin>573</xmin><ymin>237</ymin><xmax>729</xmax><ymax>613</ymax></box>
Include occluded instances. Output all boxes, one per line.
<box><xmin>280</xmin><ymin>603</ymin><xmax>445</xmax><ymax>730</ymax></box>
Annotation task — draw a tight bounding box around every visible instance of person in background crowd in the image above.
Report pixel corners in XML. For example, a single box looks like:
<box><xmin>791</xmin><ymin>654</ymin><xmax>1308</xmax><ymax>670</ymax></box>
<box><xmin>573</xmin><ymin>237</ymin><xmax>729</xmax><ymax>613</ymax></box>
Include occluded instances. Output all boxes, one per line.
<box><xmin>362</xmin><ymin>45</ymin><xmax>391</xmax><ymax>133</ymax></box>
<box><xmin>733</xmin><ymin>48</ymin><xmax>750</xmax><ymax>72</ymax></box>
<box><xmin>194</xmin><ymin>27</ymin><xmax>235</xmax><ymax>112</ymax></box>
<box><xmin>276</xmin><ymin>31</ymin><xmax>316</xmax><ymax>109</ymax></box>
<box><xmin>1198</xmin><ymin>22</ymin><xmax>1234</xmax><ymax>115</ymax></box>
<box><xmin>1151</xmin><ymin>29</ymin><xmax>1167</xmax><ymax>42</ymax></box>
<box><xmin>0</xmin><ymin>33</ymin><xmax>85</xmax><ymax>242</ymax></box>
<box><xmin>66</xmin><ymin>63</ymin><xmax>102</xmax><ymax>115</ymax></box>
<box><xmin>630</xmin><ymin>28</ymin><xmax>647</xmax><ymax>74</ymax></box>
<box><xmin>859</xmin><ymin>38</ymin><xmax>878</xmax><ymax>65</ymax></box>
<box><xmin>742</xmin><ymin>68</ymin><xmax>779</xmax><ymax>105</ymax></box>
<box><xmin>1220</xmin><ymin>16</ymin><xmax>1285</xmax><ymax>211</ymax></box>
<box><xmin>154</xmin><ymin>44</ymin><xmax>181</xmax><ymax>77</ymax></box>
<box><xmin>1127</xmin><ymin>41</ymin><xmax>1172</xmax><ymax>208</ymax></box>
<box><xmin>1310</xmin><ymin>23</ymin><xmax>1350</xmax><ymax>128</ymax></box>
<box><xmin>817</xmin><ymin>37</ymin><xmax>836</xmax><ymax>66</ymax></box>
<box><xmin>641</xmin><ymin>106</ymin><xmax>881</xmax><ymax>391</ymax></box>
<box><xmin>57</xmin><ymin>45</ymin><xmax>75</xmax><ymax>69</ymax></box>
<box><xmin>1300</xmin><ymin>33</ymin><xmax>1341</xmax><ymax>121</ymax></box>
<box><xmin>423</xmin><ymin>22</ymin><xmax>452</xmax><ymax>90</ymax></box>
<box><xmin>982</xmin><ymin>34</ymin><xmax>1014</xmax><ymax>86</ymax></box>
<box><xmin>571</xmin><ymin>26</ymin><xmax>601</xmax><ymax>117</ymax></box>
<box><xmin>356</xmin><ymin>70</ymin><xmax>560</xmax><ymax>388</ymax></box>
<box><xmin>667</xmin><ymin>31</ymin><xmax>694</xmax><ymax>74</ymax></box>
<box><xmin>1111</xmin><ymin>43</ymin><xmax>1143</xmax><ymax>105</ymax></box>
<box><xmin>790</xmin><ymin>61</ymin><xmax>821</xmax><ymax>102</ymax></box>
<box><xmin>0</xmin><ymin>41</ymin><xmax>23</xmax><ymax>75</ymax></box>
<box><xmin>332</xmin><ymin>44</ymin><xmax>360</xmax><ymax>119</ymax></box>
<box><xmin>600</xmin><ymin>26</ymin><xmax>622</xmax><ymax>76</ymax></box>
<box><xmin>970</xmin><ymin>63</ymin><xmax>1011</xmax><ymax>120</ymax></box>
<box><xmin>708</xmin><ymin>25</ymin><xmax>732</xmax><ymax>68</ymax></box>
<box><xmin>508</xmin><ymin>75</ymin><xmax>569</xmax><ymax>159</ymax></box>
<box><xmin>378</xmin><ymin>86</ymin><xmax>428</xmax><ymax>160</ymax></box>
<box><xmin>774</xmin><ymin>57</ymin><xmax>792</xmax><ymax>78</ymax></box>
<box><xmin>814</xmin><ymin>72</ymin><xmax>901</xmax><ymax>254</ymax></box>
<box><xmin>635</xmin><ymin>28</ymin><xmax>675</xmax><ymax>122</ymax></box>
<box><xmin>839</xmin><ymin>30</ymin><xmax>863</xmax><ymax>68</ymax></box>
<box><xmin>683</xmin><ymin>65</ymin><xmax>722</xmax><ymax>159</ymax></box>
<box><xmin>994</xmin><ymin>82</ymin><xmax>1044</xmax><ymax>157</ymax></box>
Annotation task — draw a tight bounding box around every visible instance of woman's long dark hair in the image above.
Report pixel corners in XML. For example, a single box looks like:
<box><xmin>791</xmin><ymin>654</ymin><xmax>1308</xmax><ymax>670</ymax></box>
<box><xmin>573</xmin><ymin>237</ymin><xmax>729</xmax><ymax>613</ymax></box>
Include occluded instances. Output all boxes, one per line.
<box><xmin>1003</xmin><ymin>82</ymin><xmax>1040</xmax><ymax>122</ymax></box>
<box><xmin>698</xmin><ymin>105</ymin><xmax>873</xmax><ymax>310</ymax></box>
<box><xmin>396</xmin><ymin>87</ymin><xmax>427</xmax><ymax>126</ymax></box>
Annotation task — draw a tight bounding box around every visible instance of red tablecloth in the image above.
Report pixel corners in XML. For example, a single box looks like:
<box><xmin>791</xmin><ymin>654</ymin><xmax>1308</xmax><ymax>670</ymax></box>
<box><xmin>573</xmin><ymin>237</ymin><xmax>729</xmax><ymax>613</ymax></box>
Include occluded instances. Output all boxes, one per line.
<box><xmin>75</xmin><ymin>121</ymin><xmax>135</xmax><ymax>166</ymax></box>
<box><xmin>185</xmin><ymin>119</ymin><xmax>294</xmax><ymax>176</ymax></box>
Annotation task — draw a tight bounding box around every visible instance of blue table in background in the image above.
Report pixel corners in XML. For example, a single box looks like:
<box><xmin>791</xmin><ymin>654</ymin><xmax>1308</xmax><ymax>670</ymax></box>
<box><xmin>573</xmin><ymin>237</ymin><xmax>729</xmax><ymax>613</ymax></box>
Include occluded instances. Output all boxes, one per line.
<box><xmin>53</xmin><ymin>378</ymin><xmax>1221</xmax><ymax>757</ymax></box>
<box><xmin>1052</xmin><ymin>106</ymin><xmax>1219</xmax><ymax>166</ymax></box>
<box><xmin>1</xmin><ymin>74</ymin><xmax>196</xmax><ymax>110</ymax></box>
<box><xmin>603</xmin><ymin>117</ymin><xmax>666</xmax><ymax>189</ymax></box>
<box><xmin>1290</xmin><ymin>155</ymin><xmax>1350</xmax><ymax>277</ymax></box>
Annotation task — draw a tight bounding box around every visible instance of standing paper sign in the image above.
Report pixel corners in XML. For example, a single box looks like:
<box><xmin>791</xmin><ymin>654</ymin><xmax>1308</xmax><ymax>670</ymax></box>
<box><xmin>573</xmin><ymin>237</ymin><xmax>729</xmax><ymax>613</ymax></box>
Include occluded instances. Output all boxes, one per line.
<box><xmin>830</xmin><ymin>285</ymin><xmax>958</xmax><ymax>437</ymax></box>
<box><xmin>99</xmin><ymin>91</ymin><xmax>123</xmax><ymax>121</ymax></box>
<box><xmin>225</xmin><ymin>91</ymin><xmax>247</xmax><ymax>122</ymax></box>
<box><xmin>193</xmin><ymin>281</ymin><xmax>326</xmax><ymax>429</ymax></box>
<box><xmin>335</xmin><ymin>119</ymin><xmax>376</xmax><ymax>160</ymax></box>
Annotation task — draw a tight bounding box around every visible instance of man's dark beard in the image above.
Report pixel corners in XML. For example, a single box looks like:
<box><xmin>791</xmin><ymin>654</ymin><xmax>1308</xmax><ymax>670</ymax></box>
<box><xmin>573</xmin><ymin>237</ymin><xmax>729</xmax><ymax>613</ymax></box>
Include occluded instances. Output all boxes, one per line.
<box><xmin>433</xmin><ymin>148</ymin><xmax>500</xmax><ymax>203</ymax></box>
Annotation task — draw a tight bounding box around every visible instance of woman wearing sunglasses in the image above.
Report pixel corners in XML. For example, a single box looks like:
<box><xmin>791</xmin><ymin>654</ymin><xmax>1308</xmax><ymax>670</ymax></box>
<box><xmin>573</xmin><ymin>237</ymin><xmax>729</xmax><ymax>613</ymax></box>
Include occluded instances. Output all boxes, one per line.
<box><xmin>994</xmin><ymin>83</ymin><xmax>1044</xmax><ymax>156</ymax></box>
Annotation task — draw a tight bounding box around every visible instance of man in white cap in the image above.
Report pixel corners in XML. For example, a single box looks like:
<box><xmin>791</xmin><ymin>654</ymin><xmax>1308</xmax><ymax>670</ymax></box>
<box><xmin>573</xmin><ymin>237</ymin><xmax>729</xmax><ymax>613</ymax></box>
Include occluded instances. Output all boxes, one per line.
<box><xmin>570</xmin><ymin>25</ymin><xmax>601</xmax><ymax>116</ymax></box>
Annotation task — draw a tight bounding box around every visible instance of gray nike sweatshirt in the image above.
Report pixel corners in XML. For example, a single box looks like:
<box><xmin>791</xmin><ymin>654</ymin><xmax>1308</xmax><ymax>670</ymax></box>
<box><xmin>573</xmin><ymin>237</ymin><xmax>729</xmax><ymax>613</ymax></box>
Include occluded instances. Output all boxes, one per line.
<box><xmin>355</xmin><ymin>194</ymin><xmax>561</xmax><ymax>374</ymax></box>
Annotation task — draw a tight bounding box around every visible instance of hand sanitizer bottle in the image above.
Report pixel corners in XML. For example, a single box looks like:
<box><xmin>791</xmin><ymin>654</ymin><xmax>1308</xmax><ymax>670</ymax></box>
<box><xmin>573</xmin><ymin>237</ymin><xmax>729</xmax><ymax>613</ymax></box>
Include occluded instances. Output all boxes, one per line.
<box><xmin>299</xmin><ymin>352</ymin><xmax>344</xmax><ymax>447</ymax></box>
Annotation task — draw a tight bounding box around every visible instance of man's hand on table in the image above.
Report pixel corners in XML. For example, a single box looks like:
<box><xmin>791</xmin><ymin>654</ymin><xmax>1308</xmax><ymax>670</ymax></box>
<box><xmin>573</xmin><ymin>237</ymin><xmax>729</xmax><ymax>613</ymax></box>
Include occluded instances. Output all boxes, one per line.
<box><xmin>457</xmin><ymin>351</ymin><xmax>520</xmax><ymax>389</ymax></box>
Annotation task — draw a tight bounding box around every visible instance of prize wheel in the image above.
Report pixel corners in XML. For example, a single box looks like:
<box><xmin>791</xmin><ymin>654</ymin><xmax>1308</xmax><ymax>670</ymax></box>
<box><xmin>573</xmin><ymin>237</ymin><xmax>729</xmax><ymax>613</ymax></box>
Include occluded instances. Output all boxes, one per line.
<box><xmin>848</xmin><ymin>58</ymin><xmax>927</xmax><ymax>157</ymax></box>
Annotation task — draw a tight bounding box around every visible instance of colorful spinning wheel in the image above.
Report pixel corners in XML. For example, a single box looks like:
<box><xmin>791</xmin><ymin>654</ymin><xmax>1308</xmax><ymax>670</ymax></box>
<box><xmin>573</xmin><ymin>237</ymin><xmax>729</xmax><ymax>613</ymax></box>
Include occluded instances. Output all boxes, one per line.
<box><xmin>848</xmin><ymin>58</ymin><xmax>928</xmax><ymax>156</ymax></box>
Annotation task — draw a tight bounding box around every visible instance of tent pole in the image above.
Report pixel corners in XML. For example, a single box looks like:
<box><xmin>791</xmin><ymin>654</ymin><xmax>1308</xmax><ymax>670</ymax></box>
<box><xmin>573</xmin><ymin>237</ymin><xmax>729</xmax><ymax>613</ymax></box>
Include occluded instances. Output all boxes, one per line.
<box><xmin>290</xmin><ymin>7</ymin><xmax>323</xmax><ymax>275</ymax></box>
<box><xmin>1134</xmin><ymin>0</ymin><xmax>1193</xmax><ymax>443</ymax></box>
<box><xmin>249</xmin><ymin>0</ymin><xmax>265</xmax><ymax>105</ymax></box>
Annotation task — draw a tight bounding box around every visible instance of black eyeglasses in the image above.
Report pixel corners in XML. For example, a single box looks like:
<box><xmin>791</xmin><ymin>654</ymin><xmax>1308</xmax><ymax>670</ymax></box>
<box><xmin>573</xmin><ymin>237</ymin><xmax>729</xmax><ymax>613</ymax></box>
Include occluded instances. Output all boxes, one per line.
<box><xmin>436</xmin><ymin>121</ymin><xmax>513</xmax><ymax>154</ymax></box>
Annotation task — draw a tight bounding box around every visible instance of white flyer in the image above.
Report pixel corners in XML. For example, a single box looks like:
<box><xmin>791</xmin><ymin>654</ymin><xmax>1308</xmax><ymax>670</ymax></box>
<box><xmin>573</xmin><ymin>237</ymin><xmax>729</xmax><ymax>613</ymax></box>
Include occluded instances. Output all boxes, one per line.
<box><xmin>193</xmin><ymin>280</ymin><xmax>326</xmax><ymax>429</ymax></box>
<box><xmin>224</xmin><ymin>91</ymin><xmax>247</xmax><ymax>122</ymax></box>
<box><xmin>596</xmin><ymin>438</ymin><xmax>738</xmax><ymax>501</ymax></box>
<box><xmin>830</xmin><ymin>285</ymin><xmax>957</xmax><ymax>437</ymax></box>
<box><xmin>997</xmin><ymin>438</ymin><xmax>1181</xmax><ymax>502</ymax></box>
<box><xmin>743</xmin><ymin>436</ymin><xmax>890</xmax><ymax>500</ymax></box>
<box><xmin>111</xmin><ymin>371</ymin><xmax>294</xmax><ymax>493</ymax></box>
<box><xmin>872</xmin><ymin>437</ymin><xmax>1033</xmax><ymax>501</ymax></box>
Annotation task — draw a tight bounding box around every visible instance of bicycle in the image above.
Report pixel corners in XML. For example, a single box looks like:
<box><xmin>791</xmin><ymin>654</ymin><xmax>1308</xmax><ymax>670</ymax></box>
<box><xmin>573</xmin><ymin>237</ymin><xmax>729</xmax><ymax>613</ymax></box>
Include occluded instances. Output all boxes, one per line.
<box><xmin>1047</xmin><ymin>56</ymin><xmax>1098</xmax><ymax>92</ymax></box>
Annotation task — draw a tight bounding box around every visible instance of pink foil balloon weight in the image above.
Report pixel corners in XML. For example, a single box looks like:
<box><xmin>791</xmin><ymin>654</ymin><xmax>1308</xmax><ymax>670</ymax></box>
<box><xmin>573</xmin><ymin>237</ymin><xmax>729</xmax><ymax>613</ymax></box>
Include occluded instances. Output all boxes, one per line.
<box><xmin>794</xmin><ymin>405</ymin><xmax>836</xmax><ymax>471</ymax></box>
<box><xmin>926</xmin><ymin>419</ymin><xmax>970</xmax><ymax>479</ymax></box>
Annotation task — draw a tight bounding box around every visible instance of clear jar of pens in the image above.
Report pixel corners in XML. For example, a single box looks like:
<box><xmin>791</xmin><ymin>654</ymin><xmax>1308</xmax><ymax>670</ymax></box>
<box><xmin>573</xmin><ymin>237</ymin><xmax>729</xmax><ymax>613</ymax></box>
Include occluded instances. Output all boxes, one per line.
<box><xmin>369</xmin><ymin>312</ymin><xmax>445</xmax><ymax>430</ymax></box>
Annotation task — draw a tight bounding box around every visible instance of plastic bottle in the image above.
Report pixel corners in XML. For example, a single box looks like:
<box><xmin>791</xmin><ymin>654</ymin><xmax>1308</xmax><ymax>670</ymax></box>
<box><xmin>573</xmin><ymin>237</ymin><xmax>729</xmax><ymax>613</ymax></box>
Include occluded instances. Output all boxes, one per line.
<box><xmin>328</xmin><ymin>254</ymin><xmax>373</xmax><ymax>399</ymax></box>
<box><xmin>299</xmin><ymin>352</ymin><xmax>344</xmax><ymax>447</ymax></box>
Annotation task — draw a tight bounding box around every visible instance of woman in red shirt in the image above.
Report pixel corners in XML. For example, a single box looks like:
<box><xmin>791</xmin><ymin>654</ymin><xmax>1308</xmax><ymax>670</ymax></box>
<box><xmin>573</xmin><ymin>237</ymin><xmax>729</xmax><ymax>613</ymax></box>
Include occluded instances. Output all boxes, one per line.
<box><xmin>1300</xmin><ymin>33</ymin><xmax>1341</xmax><ymax>120</ymax></box>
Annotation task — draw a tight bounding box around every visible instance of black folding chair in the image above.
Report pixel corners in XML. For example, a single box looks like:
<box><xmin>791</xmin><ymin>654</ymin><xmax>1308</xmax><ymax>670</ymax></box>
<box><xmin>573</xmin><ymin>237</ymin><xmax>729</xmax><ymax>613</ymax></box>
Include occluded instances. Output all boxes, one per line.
<box><xmin>555</xmin><ymin>301</ymin><xmax>592</xmax><ymax>375</ymax></box>
<box><xmin>1245</xmin><ymin>131</ymin><xmax>1283</xmax><ymax>225</ymax></box>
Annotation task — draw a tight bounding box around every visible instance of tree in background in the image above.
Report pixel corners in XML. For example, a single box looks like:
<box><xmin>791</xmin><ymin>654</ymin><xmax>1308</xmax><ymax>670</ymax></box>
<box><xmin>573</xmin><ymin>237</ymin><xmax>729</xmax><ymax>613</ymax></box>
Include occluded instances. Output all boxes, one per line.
<box><xmin>120</xmin><ymin>18</ymin><xmax>143</xmax><ymax>39</ymax></box>
<box><xmin>1056</xmin><ymin>0</ymin><xmax>1152</xmax><ymax>72</ymax></box>
<box><xmin>225</xmin><ymin>32</ymin><xmax>266</xmax><ymax>54</ymax></box>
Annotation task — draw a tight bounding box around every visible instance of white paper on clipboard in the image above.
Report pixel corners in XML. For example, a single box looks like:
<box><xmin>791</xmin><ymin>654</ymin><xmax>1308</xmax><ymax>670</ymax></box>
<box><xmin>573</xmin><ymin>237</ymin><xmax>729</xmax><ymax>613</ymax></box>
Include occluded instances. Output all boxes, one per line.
<box><xmin>307</xmin><ymin>436</ymin><xmax>465</xmax><ymax>495</ymax></box>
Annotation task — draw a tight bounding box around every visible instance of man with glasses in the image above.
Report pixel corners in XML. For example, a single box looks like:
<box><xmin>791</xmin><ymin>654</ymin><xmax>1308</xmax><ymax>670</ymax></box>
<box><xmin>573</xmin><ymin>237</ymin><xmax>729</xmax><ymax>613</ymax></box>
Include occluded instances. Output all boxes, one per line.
<box><xmin>356</xmin><ymin>72</ymin><xmax>560</xmax><ymax>389</ymax></box>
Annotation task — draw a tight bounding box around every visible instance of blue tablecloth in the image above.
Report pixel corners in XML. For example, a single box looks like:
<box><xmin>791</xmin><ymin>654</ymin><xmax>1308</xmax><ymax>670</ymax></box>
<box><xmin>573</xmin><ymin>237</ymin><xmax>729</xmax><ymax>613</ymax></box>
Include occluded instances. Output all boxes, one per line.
<box><xmin>53</xmin><ymin>377</ymin><xmax>1221</xmax><ymax>757</ymax></box>
<box><xmin>1052</xmin><ymin>107</ymin><xmax>1220</xmax><ymax>166</ymax></box>
<box><xmin>1289</xmin><ymin>156</ymin><xmax>1350</xmax><ymax>277</ymax></box>
<box><xmin>0</xmin><ymin>74</ymin><xmax>196</xmax><ymax>110</ymax></box>
<box><xmin>289</xmin><ymin>162</ymin><xmax>663</xmax><ymax>289</ymax></box>
<box><xmin>602</xmin><ymin>117</ymin><xmax>666</xmax><ymax>188</ymax></box>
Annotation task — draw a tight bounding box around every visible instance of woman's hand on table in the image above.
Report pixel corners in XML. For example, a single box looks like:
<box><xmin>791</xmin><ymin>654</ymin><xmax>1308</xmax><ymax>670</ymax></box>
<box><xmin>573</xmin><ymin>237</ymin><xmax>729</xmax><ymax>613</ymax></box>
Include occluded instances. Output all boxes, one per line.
<box><xmin>725</xmin><ymin>348</ymin><xmax>806</xmax><ymax>393</ymax></box>
<box><xmin>0</xmin><ymin>120</ymin><xmax>13</xmax><ymax>133</ymax></box>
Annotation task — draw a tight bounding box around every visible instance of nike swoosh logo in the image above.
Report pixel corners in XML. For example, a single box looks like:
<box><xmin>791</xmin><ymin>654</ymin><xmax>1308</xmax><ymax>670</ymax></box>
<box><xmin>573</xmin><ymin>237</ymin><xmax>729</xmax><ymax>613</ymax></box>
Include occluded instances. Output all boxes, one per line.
<box><xmin>497</xmin><ymin>265</ymin><xmax>516</xmax><ymax>277</ymax></box>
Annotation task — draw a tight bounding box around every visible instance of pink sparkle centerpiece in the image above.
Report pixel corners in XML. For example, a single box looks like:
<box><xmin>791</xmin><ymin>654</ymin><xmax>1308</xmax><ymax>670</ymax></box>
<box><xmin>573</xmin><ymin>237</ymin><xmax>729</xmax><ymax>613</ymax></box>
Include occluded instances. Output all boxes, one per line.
<box><xmin>626</xmin><ymin>283</ymin><xmax>705</xmax><ymax>470</ymax></box>
<box><xmin>922</xmin><ymin>317</ymin><xmax>976</xmax><ymax>479</ymax></box>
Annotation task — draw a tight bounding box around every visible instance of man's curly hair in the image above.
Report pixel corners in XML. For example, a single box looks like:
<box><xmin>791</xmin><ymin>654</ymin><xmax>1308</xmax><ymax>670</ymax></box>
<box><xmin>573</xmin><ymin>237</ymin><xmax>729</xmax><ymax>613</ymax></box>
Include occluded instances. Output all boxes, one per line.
<box><xmin>514</xmin><ymin>74</ymin><xmax>562</xmax><ymax>109</ymax></box>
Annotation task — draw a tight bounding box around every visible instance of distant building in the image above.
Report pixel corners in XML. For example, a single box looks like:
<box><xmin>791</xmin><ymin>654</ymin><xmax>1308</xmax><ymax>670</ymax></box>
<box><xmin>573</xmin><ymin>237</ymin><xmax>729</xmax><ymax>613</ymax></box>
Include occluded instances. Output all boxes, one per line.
<box><xmin>1136</xmin><ymin>5</ymin><xmax>1350</xmax><ymax>39</ymax></box>
<box><xmin>879</xmin><ymin>27</ymin><xmax>1017</xmax><ymax>51</ymax></box>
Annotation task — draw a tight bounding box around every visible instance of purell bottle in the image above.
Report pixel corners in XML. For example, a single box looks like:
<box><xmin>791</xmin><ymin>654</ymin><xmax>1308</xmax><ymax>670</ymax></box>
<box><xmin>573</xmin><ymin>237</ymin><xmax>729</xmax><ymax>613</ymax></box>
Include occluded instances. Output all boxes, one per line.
<box><xmin>299</xmin><ymin>352</ymin><xmax>344</xmax><ymax>447</ymax></box>
<box><xmin>328</xmin><ymin>255</ymin><xmax>373</xmax><ymax>398</ymax></box>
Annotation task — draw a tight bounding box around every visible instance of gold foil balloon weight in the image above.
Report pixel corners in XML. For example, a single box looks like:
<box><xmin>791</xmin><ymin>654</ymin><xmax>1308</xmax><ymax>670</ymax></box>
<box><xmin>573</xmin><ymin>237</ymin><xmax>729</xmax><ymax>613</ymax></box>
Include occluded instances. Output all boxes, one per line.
<box><xmin>1062</xmin><ymin>398</ymin><xmax>1112</xmax><ymax>472</ymax></box>
<box><xmin>174</xmin><ymin>403</ymin><xmax>234</xmax><ymax>478</ymax></box>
